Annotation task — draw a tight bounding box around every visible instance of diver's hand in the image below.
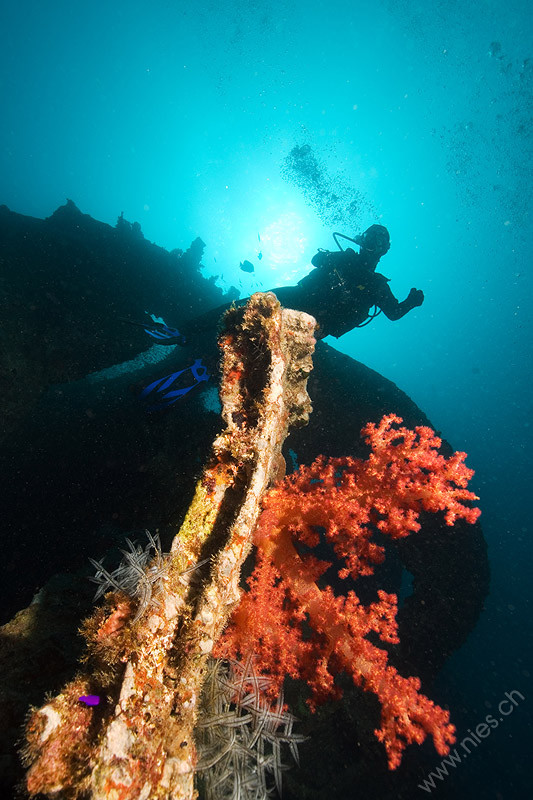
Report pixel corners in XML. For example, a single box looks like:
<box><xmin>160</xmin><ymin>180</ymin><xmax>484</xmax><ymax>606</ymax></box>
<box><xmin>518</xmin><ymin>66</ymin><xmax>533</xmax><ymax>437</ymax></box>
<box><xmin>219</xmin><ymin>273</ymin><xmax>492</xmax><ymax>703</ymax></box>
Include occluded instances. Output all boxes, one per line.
<box><xmin>407</xmin><ymin>288</ymin><xmax>424</xmax><ymax>307</ymax></box>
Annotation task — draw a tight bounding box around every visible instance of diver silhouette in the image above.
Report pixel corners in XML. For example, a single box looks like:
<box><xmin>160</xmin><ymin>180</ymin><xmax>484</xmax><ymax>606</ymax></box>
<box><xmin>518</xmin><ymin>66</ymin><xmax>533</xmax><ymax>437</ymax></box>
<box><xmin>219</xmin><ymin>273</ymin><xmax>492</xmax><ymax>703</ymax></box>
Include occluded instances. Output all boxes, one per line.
<box><xmin>182</xmin><ymin>225</ymin><xmax>424</xmax><ymax>340</ymax></box>
<box><xmin>270</xmin><ymin>225</ymin><xmax>424</xmax><ymax>338</ymax></box>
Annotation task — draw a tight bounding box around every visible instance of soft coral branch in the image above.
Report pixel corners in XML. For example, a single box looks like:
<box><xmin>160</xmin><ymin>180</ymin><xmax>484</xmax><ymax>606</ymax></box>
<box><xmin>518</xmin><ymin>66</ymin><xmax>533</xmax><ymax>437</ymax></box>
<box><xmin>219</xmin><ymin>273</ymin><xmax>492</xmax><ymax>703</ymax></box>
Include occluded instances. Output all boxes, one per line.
<box><xmin>215</xmin><ymin>414</ymin><xmax>481</xmax><ymax>769</ymax></box>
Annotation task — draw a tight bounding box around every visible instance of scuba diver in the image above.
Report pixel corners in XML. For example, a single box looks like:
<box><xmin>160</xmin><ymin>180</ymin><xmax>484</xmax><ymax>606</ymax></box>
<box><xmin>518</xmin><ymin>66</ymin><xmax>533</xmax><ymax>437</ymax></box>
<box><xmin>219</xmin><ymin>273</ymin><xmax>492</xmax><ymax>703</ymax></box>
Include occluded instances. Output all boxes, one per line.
<box><xmin>129</xmin><ymin>226</ymin><xmax>423</xmax><ymax>407</ymax></box>
<box><xmin>181</xmin><ymin>224</ymin><xmax>424</xmax><ymax>341</ymax></box>
<box><xmin>270</xmin><ymin>224</ymin><xmax>424</xmax><ymax>339</ymax></box>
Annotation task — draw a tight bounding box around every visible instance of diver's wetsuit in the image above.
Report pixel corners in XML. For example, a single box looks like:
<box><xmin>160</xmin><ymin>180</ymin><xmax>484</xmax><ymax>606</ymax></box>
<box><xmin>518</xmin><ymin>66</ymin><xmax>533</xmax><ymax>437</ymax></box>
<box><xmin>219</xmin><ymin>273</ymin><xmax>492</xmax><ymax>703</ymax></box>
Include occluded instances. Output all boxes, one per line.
<box><xmin>270</xmin><ymin>247</ymin><xmax>421</xmax><ymax>338</ymax></box>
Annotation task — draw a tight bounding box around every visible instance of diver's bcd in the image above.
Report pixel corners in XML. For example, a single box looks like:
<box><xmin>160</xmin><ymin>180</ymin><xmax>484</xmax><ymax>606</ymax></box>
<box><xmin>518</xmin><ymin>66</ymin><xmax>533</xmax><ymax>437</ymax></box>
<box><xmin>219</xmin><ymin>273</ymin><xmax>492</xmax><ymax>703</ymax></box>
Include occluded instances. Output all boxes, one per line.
<box><xmin>331</xmin><ymin>231</ymin><xmax>383</xmax><ymax>328</ymax></box>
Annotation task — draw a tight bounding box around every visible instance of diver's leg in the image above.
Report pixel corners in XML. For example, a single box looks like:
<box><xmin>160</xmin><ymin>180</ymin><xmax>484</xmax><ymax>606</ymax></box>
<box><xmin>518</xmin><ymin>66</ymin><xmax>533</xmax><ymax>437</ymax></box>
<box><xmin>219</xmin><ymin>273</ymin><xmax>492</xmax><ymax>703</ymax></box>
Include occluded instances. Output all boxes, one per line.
<box><xmin>182</xmin><ymin>287</ymin><xmax>303</xmax><ymax>342</ymax></box>
<box><xmin>180</xmin><ymin>300</ymin><xmax>236</xmax><ymax>339</ymax></box>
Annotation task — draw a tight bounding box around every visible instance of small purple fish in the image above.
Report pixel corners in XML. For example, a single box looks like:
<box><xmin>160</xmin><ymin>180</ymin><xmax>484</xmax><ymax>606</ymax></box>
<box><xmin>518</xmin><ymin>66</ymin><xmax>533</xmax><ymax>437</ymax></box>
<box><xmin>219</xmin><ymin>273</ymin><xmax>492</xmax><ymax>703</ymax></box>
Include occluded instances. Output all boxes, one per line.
<box><xmin>78</xmin><ymin>695</ymin><xmax>100</xmax><ymax>706</ymax></box>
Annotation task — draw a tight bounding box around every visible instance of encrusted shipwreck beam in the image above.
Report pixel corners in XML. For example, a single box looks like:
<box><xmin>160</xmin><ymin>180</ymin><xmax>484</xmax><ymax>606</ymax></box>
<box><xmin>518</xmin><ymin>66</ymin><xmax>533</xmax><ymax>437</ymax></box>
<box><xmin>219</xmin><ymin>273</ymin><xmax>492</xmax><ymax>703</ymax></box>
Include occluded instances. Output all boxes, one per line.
<box><xmin>22</xmin><ymin>293</ymin><xmax>316</xmax><ymax>800</ymax></box>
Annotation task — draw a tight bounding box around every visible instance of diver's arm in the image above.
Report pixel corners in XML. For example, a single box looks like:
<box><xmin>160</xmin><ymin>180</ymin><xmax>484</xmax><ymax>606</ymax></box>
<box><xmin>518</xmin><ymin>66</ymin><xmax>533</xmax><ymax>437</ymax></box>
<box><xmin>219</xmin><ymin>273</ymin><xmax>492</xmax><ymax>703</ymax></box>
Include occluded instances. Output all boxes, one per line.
<box><xmin>377</xmin><ymin>284</ymin><xmax>424</xmax><ymax>320</ymax></box>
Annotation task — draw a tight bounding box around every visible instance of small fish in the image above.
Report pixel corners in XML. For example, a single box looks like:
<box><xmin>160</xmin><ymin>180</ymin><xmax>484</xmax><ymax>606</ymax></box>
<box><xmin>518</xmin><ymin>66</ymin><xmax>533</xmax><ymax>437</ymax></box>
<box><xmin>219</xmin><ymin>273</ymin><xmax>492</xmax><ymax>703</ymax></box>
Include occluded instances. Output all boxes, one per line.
<box><xmin>257</xmin><ymin>251</ymin><xmax>263</xmax><ymax>260</ymax></box>
<box><xmin>240</xmin><ymin>260</ymin><xmax>254</xmax><ymax>273</ymax></box>
<box><xmin>79</xmin><ymin>695</ymin><xmax>100</xmax><ymax>706</ymax></box>
<box><xmin>288</xmin><ymin>448</ymin><xmax>299</xmax><ymax>473</ymax></box>
<box><xmin>258</xmin><ymin>233</ymin><xmax>261</xmax><ymax>242</ymax></box>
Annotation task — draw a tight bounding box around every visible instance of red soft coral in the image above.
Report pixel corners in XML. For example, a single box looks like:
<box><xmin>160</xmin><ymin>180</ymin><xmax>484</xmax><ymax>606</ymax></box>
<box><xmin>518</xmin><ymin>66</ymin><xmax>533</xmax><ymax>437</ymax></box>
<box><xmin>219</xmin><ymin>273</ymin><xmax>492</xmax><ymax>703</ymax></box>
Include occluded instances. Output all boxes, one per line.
<box><xmin>215</xmin><ymin>415</ymin><xmax>480</xmax><ymax>769</ymax></box>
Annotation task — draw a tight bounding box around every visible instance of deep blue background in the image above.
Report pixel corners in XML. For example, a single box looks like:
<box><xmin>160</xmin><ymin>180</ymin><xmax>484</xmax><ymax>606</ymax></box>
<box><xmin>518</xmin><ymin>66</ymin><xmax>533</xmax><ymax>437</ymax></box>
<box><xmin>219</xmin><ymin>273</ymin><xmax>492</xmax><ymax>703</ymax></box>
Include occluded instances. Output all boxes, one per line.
<box><xmin>1</xmin><ymin>1</ymin><xmax>531</xmax><ymax>796</ymax></box>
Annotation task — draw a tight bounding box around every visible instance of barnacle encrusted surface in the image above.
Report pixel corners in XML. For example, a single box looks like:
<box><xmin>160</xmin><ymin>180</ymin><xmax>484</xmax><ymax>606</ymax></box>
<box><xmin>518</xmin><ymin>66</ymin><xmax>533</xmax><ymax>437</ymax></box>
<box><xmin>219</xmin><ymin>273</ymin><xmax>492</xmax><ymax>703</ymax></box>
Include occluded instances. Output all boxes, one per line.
<box><xmin>22</xmin><ymin>293</ymin><xmax>316</xmax><ymax>800</ymax></box>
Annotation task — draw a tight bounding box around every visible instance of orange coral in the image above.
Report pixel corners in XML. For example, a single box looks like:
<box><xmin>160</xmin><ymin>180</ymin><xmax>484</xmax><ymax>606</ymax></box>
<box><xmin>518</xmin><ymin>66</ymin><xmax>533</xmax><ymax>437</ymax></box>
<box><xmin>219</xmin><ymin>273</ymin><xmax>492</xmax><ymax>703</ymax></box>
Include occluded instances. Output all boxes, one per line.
<box><xmin>215</xmin><ymin>415</ymin><xmax>481</xmax><ymax>769</ymax></box>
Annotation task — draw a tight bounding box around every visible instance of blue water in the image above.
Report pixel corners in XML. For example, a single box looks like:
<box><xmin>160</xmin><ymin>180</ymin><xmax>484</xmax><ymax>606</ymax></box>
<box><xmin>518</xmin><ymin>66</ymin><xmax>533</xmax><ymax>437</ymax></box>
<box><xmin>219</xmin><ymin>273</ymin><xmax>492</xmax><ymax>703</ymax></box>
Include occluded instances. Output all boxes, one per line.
<box><xmin>1</xmin><ymin>1</ymin><xmax>531</xmax><ymax>797</ymax></box>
